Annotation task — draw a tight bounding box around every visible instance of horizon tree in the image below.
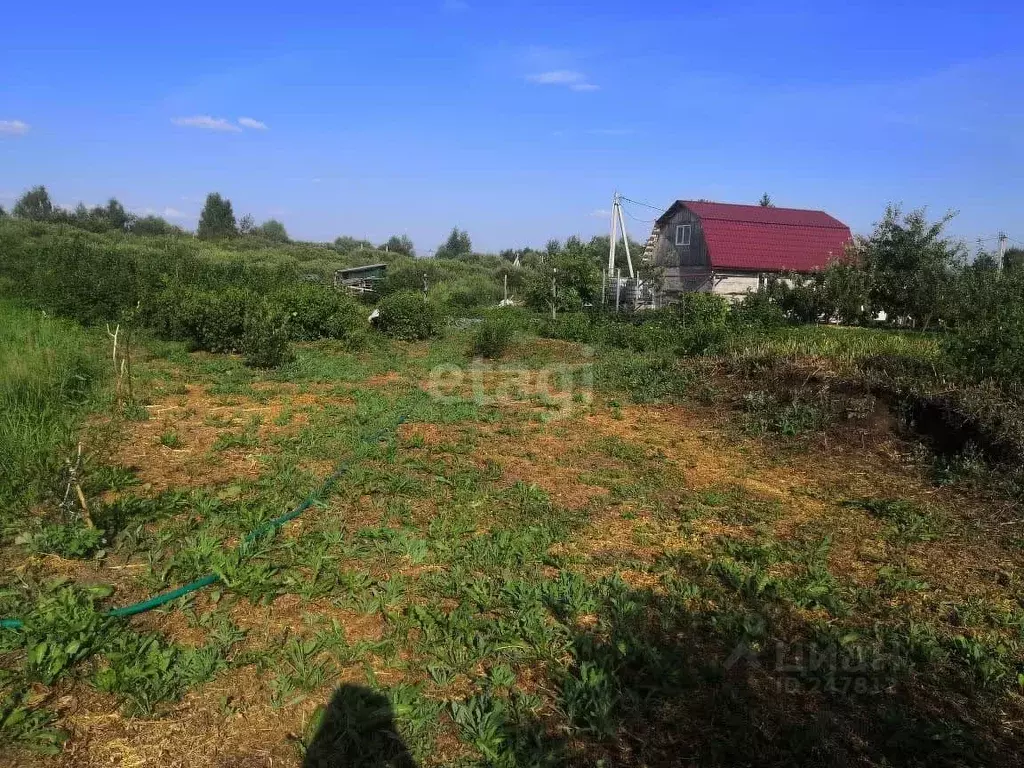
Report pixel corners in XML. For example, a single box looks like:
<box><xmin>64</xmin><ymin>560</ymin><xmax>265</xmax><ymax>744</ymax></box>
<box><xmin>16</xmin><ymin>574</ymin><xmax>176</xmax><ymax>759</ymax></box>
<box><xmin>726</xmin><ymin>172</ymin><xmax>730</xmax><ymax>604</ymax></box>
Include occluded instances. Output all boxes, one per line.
<box><xmin>435</xmin><ymin>227</ymin><xmax>472</xmax><ymax>259</ymax></box>
<box><xmin>383</xmin><ymin>234</ymin><xmax>415</xmax><ymax>257</ymax></box>
<box><xmin>13</xmin><ymin>185</ymin><xmax>54</xmax><ymax>221</ymax></box>
<box><xmin>197</xmin><ymin>193</ymin><xmax>238</xmax><ymax>239</ymax></box>
<box><xmin>759</xmin><ymin>193</ymin><xmax>774</xmax><ymax>207</ymax></box>
<box><xmin>257</xmin><ymin>219</ymin><xmax>289</xmax><ymax>243</ymax></box>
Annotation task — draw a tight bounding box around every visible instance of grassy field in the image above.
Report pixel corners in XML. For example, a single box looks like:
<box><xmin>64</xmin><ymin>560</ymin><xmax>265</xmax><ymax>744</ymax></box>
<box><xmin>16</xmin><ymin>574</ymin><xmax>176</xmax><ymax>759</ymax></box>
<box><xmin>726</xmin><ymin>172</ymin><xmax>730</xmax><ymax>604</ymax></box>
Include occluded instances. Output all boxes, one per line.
<box><xmin>1</xmin><ymin>326</ymin><xmax>1023</xmax><ymax>767</ymax></box>
<box><xmin>0</xmin><ymin>301</ymin><xmax>105</xmax><ymax>517</ymax></box>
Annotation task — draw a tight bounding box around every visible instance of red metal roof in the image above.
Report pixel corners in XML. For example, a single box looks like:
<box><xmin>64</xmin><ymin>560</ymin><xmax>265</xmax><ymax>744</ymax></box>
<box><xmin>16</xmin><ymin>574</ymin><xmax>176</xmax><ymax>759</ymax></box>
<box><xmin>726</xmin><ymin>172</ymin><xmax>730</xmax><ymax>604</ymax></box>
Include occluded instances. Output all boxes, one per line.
<box><xmin>660</xmin><ymin>200</ymin><xmax>852</xmax><ymax>272</ymax></box>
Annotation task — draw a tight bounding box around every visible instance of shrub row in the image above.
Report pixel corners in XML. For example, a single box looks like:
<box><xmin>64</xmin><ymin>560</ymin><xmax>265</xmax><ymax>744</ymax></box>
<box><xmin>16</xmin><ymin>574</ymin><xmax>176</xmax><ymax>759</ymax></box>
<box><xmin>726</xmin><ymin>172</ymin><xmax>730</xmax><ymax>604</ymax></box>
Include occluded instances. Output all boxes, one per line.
<box><xmin>541</xmin><ymin>293</ymin><xmax>777</xmax><ymax>356</ymax></box>
<box><xmin>146</xmin><ymin>281</ymin><xmax>371</xmax><ymax>367</ymax></box>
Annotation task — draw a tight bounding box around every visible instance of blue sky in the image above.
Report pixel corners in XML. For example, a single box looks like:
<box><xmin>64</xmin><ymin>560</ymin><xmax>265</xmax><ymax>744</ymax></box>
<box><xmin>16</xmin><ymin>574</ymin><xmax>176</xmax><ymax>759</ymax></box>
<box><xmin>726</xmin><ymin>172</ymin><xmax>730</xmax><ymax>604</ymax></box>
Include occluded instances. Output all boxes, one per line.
<box><xmin>1</xmin><ymin>1</ymin><xmax>1021</xmax><ymax>253</ymax></box>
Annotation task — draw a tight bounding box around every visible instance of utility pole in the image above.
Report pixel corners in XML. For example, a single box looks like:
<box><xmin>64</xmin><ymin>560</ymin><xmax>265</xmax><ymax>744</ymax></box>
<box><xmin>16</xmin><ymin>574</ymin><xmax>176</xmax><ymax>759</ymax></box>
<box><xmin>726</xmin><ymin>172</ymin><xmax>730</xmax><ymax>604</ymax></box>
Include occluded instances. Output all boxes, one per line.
<box><xmin>606</xmin><ymin>192</ymin><xmax>634</xmax><ymax>278</ymax></box>
<box><xmin>998</xmin><ymin>232</ymin><xmax>1008</xmax><ymax>271</ymax></box>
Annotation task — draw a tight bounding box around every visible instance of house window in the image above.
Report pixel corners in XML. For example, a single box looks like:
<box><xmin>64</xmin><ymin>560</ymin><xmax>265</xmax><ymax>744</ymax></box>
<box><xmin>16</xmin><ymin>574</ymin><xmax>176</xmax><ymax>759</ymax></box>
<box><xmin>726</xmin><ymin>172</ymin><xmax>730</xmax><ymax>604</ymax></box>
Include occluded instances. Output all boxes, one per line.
<box><xmin>675</xmin><ymin>224</ymin><xmax>691</xmax><ymax>246</ymax></box>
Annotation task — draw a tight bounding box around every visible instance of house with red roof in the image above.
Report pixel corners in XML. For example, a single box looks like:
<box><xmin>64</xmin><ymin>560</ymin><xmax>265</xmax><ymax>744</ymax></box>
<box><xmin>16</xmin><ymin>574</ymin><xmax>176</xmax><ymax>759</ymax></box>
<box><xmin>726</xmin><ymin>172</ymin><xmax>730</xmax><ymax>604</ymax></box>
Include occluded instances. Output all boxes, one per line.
<box><xmin>643</xmin><ymin>200</ymin><xmax>853</xmax><ymax>299</ymax></box>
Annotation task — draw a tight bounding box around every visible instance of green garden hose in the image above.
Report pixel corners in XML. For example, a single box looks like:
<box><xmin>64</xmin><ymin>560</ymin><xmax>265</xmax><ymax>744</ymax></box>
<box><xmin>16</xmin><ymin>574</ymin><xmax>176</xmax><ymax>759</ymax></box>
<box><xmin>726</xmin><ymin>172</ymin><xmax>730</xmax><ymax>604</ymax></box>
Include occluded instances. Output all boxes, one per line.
<box><xmin>0</xmin><ymin>416</ymin><xmax>405</xmax><ymax>631</ymax></box>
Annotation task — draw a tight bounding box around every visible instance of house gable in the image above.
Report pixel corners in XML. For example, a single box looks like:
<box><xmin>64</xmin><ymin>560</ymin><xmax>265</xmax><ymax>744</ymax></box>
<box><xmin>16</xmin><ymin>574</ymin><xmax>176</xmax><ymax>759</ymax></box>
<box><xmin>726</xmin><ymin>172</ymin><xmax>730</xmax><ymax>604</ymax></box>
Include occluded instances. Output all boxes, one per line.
<box><xmin>654</xmin><ymin>200</ymin><xmax>852</xmax><ymax>274</ymax></box>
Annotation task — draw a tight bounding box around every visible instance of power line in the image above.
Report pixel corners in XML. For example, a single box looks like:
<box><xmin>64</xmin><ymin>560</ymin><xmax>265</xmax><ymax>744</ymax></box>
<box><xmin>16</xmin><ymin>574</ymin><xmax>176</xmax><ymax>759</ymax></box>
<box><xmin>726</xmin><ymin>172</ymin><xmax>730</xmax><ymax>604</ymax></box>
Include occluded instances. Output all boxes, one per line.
<box><xmin>621</xmin><ymin>208</ymin><xmax>656</xmax><ymax>224</ymax></box>
<box><xmin>619</xmin><ymin>195</ymin><xmax>663</xmax><ymax>212</ymax></box>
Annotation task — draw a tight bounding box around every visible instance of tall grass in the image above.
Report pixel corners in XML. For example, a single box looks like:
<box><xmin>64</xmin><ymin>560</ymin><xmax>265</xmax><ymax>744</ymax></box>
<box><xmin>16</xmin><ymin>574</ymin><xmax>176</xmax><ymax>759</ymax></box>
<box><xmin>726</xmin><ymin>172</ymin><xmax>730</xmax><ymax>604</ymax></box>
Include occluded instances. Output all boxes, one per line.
<box><xmin>0</xmin><ymin>301</ymin><xmax>103</xmax><ymax>514</ymax></box>
<box><xmin>722</xmin><ymin>325</ymin><xmax>941</xmax><ymax>365</ymax></box>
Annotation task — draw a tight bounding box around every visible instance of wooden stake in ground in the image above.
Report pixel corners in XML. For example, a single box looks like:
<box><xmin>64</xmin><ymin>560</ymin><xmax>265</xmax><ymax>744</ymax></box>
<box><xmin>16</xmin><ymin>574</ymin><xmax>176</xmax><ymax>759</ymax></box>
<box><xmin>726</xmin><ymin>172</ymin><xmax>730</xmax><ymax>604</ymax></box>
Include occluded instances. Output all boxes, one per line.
<box><xmin>60</xmin><ymin>442</ymin><xmax>93</xmax><ymax>528</ymax></box>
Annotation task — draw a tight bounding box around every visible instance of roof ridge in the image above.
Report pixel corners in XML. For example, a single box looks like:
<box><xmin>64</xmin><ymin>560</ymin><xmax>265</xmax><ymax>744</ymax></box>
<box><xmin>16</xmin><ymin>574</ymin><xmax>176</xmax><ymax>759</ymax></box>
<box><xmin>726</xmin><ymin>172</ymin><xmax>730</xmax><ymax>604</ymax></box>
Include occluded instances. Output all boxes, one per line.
<box><xmin>695</xmin><ymin>216</ymin><xmax>847</xmax><ymax>229</ymax></box>
<box><xmin>680</xmin><ymin>199</ymin><xmax>832</xmax><ymax>214</ymax></box>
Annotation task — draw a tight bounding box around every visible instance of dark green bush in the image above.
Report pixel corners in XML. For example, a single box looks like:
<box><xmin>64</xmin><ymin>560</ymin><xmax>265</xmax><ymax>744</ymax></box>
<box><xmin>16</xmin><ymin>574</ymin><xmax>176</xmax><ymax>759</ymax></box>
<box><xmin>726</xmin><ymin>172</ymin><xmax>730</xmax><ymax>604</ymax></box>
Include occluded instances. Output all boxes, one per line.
<box><xmin>673</xmin><ymin>293</ymin><xmax>731</xmax><ymax>355</ymax></box>
<box><xmin>731</xmin><ymin>291</ymin><xmax>787</xmax><ymax>332</ymax></box>
<box><xmin>472</xmin><ymin>310</ymin><xmax>516</xmax><ymax>358</ymax></box>
<box><xmin>944</xmin><ymin>272</ymin><xmax>1024</xmax><ymax>394</ymax></box>
<box><xmin>375</xmin><ymin>291</ymin><xmax>440</xmax><ymax>340</ymax></box>
<box><xmin>273</xmin><ymin>283</ymin><xmax>368</xmax><ymax>342</ymax></box>
<box><xmin>149</xmin><ymin>284</ymin><xmax>256</xmax><ymax>353</ymax></box>
<box><xmin>242</xmin><ymin>305</ymin><xmax>293</xmax><ymax>368</ymax></box>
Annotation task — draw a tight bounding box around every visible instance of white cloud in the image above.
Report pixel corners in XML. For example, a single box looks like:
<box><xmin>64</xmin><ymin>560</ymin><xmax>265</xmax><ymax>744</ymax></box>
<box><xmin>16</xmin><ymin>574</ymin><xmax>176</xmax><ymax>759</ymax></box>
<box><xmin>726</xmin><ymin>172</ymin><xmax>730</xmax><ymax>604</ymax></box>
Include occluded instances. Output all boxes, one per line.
<box><xmin>238</xmin><ymin>117</ymin><xmax>268</xmax><ymax>130</ymax></box>
<box><xmin>526</xmin><ymin>70</ymin><xmax>598</xmax><ymax>92</ymax></box>
<box><xmin>0</xmin><ymin>120</ymin><xmax>30</xmax><ymax>136</ymax></box>
<box><xmin>589</xmin><ymin>209</ymin><xmax>611</xmax><ymax>218</ymax></box>
<box><xmin>171</xmin><ymin>115</ymin><xmax>241</xmax><ymax>132</ymax></box>
<box><xmin>139</xmin><ymin>206</ymin><xmax>188</xmax><ymax>219</ymax></box>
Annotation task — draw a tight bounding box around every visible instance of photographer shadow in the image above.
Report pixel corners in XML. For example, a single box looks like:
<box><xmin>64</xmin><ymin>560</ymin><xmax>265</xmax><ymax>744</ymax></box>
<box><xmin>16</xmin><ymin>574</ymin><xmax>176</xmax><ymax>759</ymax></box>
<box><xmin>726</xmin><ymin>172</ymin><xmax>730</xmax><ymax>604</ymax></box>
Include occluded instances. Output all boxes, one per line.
<box><xmin>302</xmin><ymin>684</ymin><xmax>418</xmax><ymax>768</ymax></box>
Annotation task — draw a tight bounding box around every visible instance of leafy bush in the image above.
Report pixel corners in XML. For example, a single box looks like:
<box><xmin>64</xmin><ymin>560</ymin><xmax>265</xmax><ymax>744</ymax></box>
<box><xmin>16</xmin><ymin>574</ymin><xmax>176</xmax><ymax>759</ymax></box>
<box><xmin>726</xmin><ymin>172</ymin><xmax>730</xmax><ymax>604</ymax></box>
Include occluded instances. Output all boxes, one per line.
<box><xmin>376</xmin><ymin>291</ymin><xmax>440</xmax><ymax>340</ymax></box>
<box><xmin>26</xmin><ymin>524</ymin><xmax>105</xmax><ymax>559</ymax></box>
<box><xmin>731</xmin><ymin>291</ymin><xmax>787</xmax><ymax>331</ymax></box>
<box><xmin>242</xmin><ymin>305</ymin><xmax>293</xmax><ymax>368</ymax></box>
<box><xmin>944</xmin><ymin>271</ymin><xmax>1024</xmax><ymax>393</ymax></box>
<box><xmin>273</xmin><ymin>283</ymin><xmax>367</xmax><ymax>342</ymax></box>
<box><xmin>472</xmin><ymin>311</ymin><xmax>516</xmax><ymax>358</ymax></box>
<box><xmin>673</xmin><ymin>292</ymin><xmax>731</xmax><ymax>354</ymax></box>
<box><xmin>149</xmin><ymin>283</ymin><xmax>256</xmax><ymax>353</ymax></box>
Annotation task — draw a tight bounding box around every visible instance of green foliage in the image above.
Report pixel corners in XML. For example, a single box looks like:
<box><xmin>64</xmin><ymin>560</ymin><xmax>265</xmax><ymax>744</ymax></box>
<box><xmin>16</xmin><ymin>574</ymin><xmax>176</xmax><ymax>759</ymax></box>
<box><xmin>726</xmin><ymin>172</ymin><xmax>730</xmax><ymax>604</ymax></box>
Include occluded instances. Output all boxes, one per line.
<box><xmin>376</xmin><ymin>291</ymin><xmax>440</xmax><ymax>340</ymax></box>
<box><xmin>542</xmin><ymin>311</ymin><xmax>593</xmax><ymax>342</ymax></box>
<box><xmin>1005</xmin><ymin>247</ymin><xmax>1024</xmax><ymax>273</ymax></box>
<box><xmin>865</xmin><ymin>205</ymin><xmax>964</xmax><ymax>328</ymax></box>
<box><xmin>197</xmin><ymin>192</ymin><xmax>239</xmax><ymax>240</ymax></box>
<box><xmin>333</xmin><ymin>235</ymin><xmax>375</xmax><ymax>253</ymax></box>
<box><xmin>242</xmin><ymin>306</ymin><xmax>293</xmax><ymax>368</ymax></box>
<box><xmin>472</xmin><ymin>310</ymin><xmax>516</xmax><ymax>358</ymax></box>
<box><xmin>0</xmin><ymin>224</ymin><xmax>145</xmax><ymax>324</ymax></box>
<box><xmin>525</xmin><ymin>237</ymin><xmax>601</xmax><ymax>313</ymax></box>
<box><xmin>383</xmin><ymin>234</ymin><xmax>415</xmax><ymax>256</ymax></box>
<box><xmin>944</xmin><ymin>269</ymin><xmax>1024</xmax><ymax>392</ymax></box>
<box><xmin>436</xmin><ymin>227</ymin><xmax>472</xmax><ymax>259</ymax></box>
<box><xmin>57</xmin><ymin>199</ymin><xmax>131</xmax><ymax>233</ymax></box>
<box><xmin>273</xmin><ymin>283</ymin><xmax>367</xmax><ymax>343</ymax></box>
<box><xmin>150</xmin><ymin>284</ymin><xmax>254</xmax><ymax>353</ymax></box>
<box><xmin>256</xmin><ymin>219</ymin><xmax>289</xmax><ymax>242</ymax></box>
<box><xmin>94</xmin><ymin>631</ymin><xmax>230</xmax><ymax>716</ymax></box>
<box><xmin>0</xmin><ymin>689</ymin><xmax>66</xmax><ymax>754</ymax></box>
<box><xmin>731</xmin><ymin>290</ymin><xmax>787</xmax><ymax>331</ymax></box>
<box><xmin>131</xmin><ymin>214</ymin><xmax>183</xmax><ymax>236</ymax></box>
<box><xmin>845</xmin><ymin>498</ymin><xmax>944</xmax><ymax>543</ymax></box>
<box><xmin>673</xmin><ymin>292</ymin><xmax>730</xmax><ymax>354</ymax></box>
<box><xmin>12</xmin><ymin>186</ymin><xmax>54</xmax><ymax>221</ymax></box>
<box><xmin>19</xmin><ymin>583</ymin><xmax>114</xmax><ymax>685</ymax></box>
<box><xmin>743</xmin><ymin>390</ymin><xmax>824</xmax><ymax>436</ymax></box>
<box><xmin>26</xmin><ymin>524</ymin><xmax>105</xmax><ymax>559</ymax></box>
<box><xmin>596</xmin><ymin>351</ymin><xmax>690</xmax><ymax>403</ymax></box>
<box><xmin>0</xmin><ymin>302</ymin><xmax>102</xmax><ymax>514</ymax></box>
